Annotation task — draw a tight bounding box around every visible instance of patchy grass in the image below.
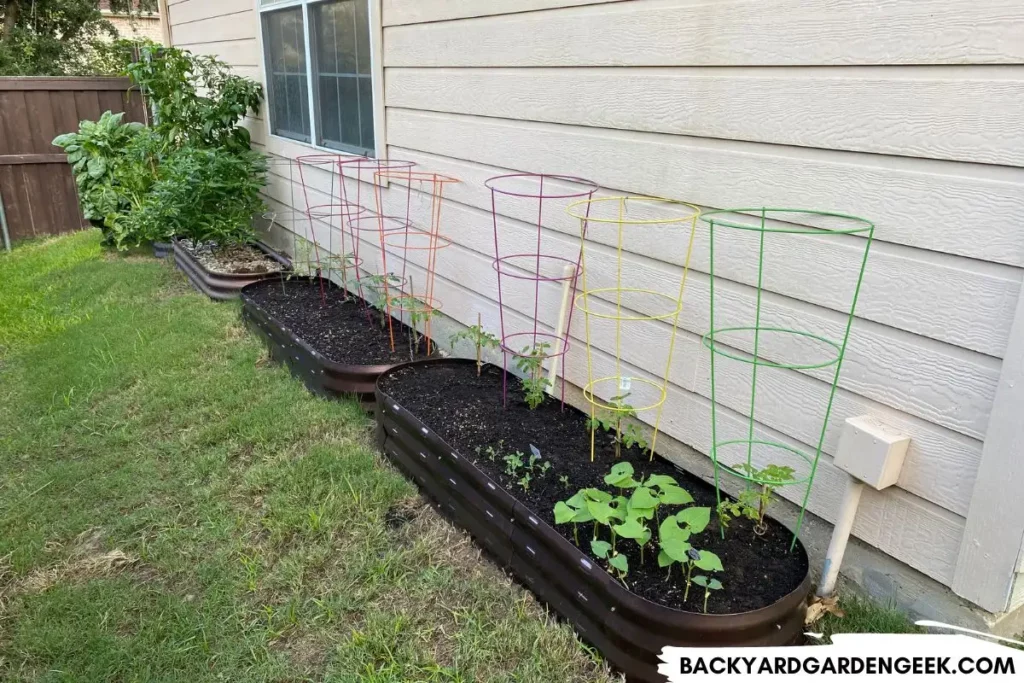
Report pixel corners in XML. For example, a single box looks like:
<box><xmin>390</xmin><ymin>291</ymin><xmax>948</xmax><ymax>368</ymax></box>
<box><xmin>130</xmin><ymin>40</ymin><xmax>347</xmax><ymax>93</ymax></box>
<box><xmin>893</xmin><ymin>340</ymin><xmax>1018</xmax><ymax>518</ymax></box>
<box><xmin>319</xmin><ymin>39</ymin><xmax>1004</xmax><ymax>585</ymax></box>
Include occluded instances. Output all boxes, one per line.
<box><xmin>815</xmin><ymin>595</ymin><xmax>922</xmax><ymax>643</ymax></box>
<box><xmin>0</xmin><ymin>231</ymin><xmax>615</xmax><ymax>682</ymax></box>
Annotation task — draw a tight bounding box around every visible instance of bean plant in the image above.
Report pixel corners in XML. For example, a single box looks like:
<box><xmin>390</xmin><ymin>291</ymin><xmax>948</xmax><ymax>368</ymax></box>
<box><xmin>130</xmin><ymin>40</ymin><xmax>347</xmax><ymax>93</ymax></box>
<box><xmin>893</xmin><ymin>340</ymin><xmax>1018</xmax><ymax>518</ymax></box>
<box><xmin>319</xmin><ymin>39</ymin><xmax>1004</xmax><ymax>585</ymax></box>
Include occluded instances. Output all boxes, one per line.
<box><xmin>587</xmin><ymin>392</ymin><xmax>648</xmax><ymax>459</ymax></box>
<box><xmin>692</xmin><ymin>576</ymin><xmax>724</xmax><ymax>614</ymax></box>
<box><xmin>717</xmin><ymin>462</ymin><xmax>795</xmax><ymax>536</ymax></box>
<box><xmin>555</xmin><ymin>462</ymin><xmax>725</xmax><ymax>607</ymax></box>
<box><xmin>515</xmin><ymin>342</ymin><xmax>552</xmax><ymax>409</ymax></box>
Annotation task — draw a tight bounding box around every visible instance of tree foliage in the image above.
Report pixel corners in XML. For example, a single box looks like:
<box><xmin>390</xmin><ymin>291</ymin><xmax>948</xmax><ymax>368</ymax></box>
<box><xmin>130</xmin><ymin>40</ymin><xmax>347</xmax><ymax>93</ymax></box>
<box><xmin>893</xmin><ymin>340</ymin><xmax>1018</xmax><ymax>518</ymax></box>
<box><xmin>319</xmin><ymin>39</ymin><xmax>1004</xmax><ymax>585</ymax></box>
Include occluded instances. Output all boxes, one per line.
<box><xmin>0</xmin><ymin>0</ymin><xmax>158</xmax><ymax>75</ymax></box>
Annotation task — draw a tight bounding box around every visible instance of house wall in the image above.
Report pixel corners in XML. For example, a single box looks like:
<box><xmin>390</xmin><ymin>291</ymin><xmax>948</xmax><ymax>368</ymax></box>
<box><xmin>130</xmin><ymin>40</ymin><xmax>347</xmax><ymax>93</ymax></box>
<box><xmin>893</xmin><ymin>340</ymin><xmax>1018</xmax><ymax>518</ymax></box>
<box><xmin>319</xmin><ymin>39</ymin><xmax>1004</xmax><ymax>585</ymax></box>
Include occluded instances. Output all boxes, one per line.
<box><xmin>167</xmin><ymin>0</ymin><xmax>1024</xmax><ymax>619</ymax></box>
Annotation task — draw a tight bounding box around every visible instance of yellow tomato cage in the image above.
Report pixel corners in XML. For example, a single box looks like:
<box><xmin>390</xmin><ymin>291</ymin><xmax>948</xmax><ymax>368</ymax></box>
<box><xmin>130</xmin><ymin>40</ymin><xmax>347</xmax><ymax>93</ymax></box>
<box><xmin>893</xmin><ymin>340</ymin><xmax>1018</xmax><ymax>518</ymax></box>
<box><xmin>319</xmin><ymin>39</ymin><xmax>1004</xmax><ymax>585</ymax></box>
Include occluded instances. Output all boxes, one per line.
<box><xmin>567</xmin><ymin>197</ymin><xmax>701</xmax><ymax>462</ymax></box>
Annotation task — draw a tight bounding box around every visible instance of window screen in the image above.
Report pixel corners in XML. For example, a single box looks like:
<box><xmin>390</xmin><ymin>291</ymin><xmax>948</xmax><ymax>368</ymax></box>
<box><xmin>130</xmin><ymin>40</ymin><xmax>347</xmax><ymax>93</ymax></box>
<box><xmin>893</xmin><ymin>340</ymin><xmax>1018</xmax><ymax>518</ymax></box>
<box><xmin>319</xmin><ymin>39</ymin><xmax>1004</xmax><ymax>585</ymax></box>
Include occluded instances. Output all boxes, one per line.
<box><xmin>311</xmin><ymin>1</ymin><xmax>375</xmax><ymax>155</ymax></box>
<box><xmin>263</xmin><ymin>7</ymin><xmax>311</xmax><ymax>142</ymax></box>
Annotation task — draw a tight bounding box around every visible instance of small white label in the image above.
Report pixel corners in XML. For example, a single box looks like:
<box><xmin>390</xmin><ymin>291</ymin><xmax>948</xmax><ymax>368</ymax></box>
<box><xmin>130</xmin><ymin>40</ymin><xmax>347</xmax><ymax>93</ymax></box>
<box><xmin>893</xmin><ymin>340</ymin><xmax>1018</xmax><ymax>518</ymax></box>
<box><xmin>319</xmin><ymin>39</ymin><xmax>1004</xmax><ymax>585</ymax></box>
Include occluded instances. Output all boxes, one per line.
<box><xmin>420</xmin><ymin>427</ymin><xmax>428</xmax><ymax>435</ymax></box>
<box><xmin>448</xmin><ymin>478</ymin><xmax>457</xmax><ymax>486</ymax></box>
<box><xmin>487</xmin><ymin>483</ymin><xmax>496</xmax><ymax>491</ymax></box>
<box><xmin>526</xmin><ymin>546</ymin><xmax>536</xmax><ymax>556</ymax></box>
<box><xmin>392</xmin><ymin>404</ymin><xmax>400</xmax><ymax>411</ymax></box>
<box><xmin>419</xmin><ymin>452</ymin><xmax>427</xmax><ymax>459</ymax></box>
<box><xmin>580</xmin><ymin>559</ymin><xmax>593</xmax><ymax>571</ymax></box>
<box><xmin>451</xmin><ymin>452</ymin><xmax>458</xmax><ymax>459</ymax></box>
<box><xmin>529</xmin><ymin>516</ymin><xmax>539</xmax><ymax>526</ymax></box>
<box><xmin>619</xmin><ymin>376</ymin><xmax>632</xmax><ymax>393</ymax></box>
<box><xmin>485</xmin><ymin>510</ymin><xmax>494</xmax><ymax>519</ymax></box>
<box><xmin>577</xmin><ymin>592</ymin><xmax>589</xmax><ymax>603</ymax></box>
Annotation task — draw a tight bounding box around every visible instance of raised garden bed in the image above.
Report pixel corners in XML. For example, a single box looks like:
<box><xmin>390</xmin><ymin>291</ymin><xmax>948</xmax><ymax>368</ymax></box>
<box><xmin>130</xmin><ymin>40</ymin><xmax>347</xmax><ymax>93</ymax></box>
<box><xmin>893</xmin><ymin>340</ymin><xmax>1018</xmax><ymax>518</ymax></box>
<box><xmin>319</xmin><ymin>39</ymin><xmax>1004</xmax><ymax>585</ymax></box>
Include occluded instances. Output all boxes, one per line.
<box><xmin>174</xmin><ymin>239</ymin><xmax>290</xmax><ymax>301</ymax></box>
<box><xmin>241</xmin><ymin>276</ymin><xmax>433</xmax><ymax>400</ymax></box>
<box><xmin>376</xmin><ymin>359</ymin><xmax>811</xmax><ymax>682</ymax></box>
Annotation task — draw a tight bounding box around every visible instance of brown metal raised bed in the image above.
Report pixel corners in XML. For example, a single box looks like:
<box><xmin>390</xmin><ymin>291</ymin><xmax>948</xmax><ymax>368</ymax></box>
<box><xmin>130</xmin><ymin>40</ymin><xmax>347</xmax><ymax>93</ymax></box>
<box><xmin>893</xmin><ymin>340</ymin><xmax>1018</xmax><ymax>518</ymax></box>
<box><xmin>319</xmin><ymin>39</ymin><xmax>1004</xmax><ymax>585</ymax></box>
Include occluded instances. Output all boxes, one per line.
<box><xmin>240</xmin><ymin>275</ymin><xmax>409</xmax><ymax>401</ymax></box>
<box><xmin>375</xmin><ymin>358</ymin><xmax>811</xmax><ymax>683</ymax></box>
<box><xmin>173</xmin><ymin>240</ymin><xmax>290</xmax><ymax>301</ymax></box>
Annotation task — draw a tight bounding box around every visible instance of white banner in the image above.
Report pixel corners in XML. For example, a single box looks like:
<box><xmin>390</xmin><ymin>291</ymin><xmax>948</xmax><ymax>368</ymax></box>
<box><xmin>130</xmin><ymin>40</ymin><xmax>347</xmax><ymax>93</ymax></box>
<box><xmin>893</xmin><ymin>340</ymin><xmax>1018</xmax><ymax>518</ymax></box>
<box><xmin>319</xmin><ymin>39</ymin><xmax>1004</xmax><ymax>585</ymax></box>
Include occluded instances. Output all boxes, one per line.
<box><xmin>659</xmin><ymin>633</ymin><xmax>1024</xmax><ymax>681</ymax></box>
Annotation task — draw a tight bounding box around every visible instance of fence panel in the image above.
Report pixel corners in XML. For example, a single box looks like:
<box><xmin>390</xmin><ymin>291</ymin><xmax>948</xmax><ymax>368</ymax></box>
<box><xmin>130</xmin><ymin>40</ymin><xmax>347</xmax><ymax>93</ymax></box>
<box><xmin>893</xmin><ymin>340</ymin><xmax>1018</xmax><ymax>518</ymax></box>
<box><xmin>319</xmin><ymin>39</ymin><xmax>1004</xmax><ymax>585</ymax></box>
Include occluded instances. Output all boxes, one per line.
<box><xmin>0</xmin><ymin>77</ymin><xmax>146</xmax><ymax>242</ymax></box>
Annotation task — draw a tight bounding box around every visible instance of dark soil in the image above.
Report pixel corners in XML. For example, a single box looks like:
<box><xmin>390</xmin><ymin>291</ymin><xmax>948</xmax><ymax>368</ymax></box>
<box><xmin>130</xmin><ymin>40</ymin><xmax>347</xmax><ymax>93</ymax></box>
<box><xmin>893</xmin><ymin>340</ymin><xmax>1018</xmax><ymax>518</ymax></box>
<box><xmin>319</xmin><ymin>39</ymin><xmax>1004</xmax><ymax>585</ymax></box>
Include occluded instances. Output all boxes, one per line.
<box><xmin>245</xmin><ymin>278</ymin><xmax>433</xmax><ymax>366</ymax></box>
<box><xmin>379</xmin><ymin>361</ymin><xmax>809</xmax><ymax>615</ymax></box>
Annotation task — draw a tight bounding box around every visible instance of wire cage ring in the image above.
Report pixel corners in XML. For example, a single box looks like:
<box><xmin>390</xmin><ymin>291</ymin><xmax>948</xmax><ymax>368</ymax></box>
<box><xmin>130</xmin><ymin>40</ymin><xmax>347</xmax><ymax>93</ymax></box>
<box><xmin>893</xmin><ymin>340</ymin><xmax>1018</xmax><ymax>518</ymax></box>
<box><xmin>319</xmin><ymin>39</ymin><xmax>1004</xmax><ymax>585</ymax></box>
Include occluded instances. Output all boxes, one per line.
<box><xmin>567</xmin><ymin>196</ymin><xmax>701</xmax><ymax>224</ymax></box>
<box><xmin>699</xmin><ymin>208</ymin><xmax>874</xmax><ymax>235</ymax></box>
<box><xmin>710</xmin><ymin>439</ymin><xmax>814</xmax><ymax>486</ymax></box>
<box><xmin>381</xmin><ymin>230</ymin><xmax>454</xmax><ymax>251</ymax></box>
<box><xmin>492</xmin><ymin>254</ymin><xmax>580</xmax><ymax>282</ymax></box>
<box><xmin>500</xmin><ymin>330</ymin><xmax>571</xmax><ymax>360</ymax></box>
<box><xmin>702</xmin><ymin>326</ymin><xmax>842</xmax><ymax>371</ymax></box>
<box><xmin>583</xmin><ymin>375</ymin><xmax>668</xmax><ymax>414</ymax></box>
<box><xmin>575</xmin><ymin>288</ymin><xmax>683</xmax><ymax>321</ymax></box>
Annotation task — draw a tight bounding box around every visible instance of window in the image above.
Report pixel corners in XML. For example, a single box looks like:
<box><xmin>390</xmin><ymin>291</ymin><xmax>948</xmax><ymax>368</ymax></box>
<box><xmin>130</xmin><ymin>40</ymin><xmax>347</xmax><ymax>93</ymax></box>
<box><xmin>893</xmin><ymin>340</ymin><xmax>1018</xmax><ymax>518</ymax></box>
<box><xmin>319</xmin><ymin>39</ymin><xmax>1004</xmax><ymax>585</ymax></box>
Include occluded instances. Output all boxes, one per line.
<box><xmin>260</xmin><ymin>0</ymin><xmax>377</xmax><ymax>156</ymax></box>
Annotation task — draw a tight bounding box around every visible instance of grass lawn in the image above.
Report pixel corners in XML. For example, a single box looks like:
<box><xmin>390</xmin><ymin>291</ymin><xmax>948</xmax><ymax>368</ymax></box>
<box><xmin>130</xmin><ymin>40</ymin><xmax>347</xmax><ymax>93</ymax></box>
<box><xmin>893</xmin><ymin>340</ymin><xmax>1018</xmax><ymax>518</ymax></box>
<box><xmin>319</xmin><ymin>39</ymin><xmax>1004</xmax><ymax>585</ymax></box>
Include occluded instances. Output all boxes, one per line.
<box><xmin>0</xmin><ymin>231</ymin><xmax>616</xmax><ymax>682</ymax></box>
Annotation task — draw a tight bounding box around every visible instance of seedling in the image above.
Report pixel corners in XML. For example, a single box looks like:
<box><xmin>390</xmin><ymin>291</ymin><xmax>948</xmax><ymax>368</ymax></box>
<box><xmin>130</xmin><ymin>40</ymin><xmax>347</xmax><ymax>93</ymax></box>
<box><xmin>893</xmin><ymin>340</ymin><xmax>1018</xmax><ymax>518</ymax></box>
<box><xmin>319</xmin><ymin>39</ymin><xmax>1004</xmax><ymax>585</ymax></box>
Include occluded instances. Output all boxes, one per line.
<box><xmin>692</xmin><ymin>575</ymin><xmax>724</xmax><ymax>614</ymax></box>
<box><xmin>449</xmin><ymin>313</ymin><xmax>501</xmax><ymax>376</ymax></box>
<box><xmin>503</xmin><ymin>451</ymin><xmax>525</xmax><ymax>478</ymax></box>
<box><xmin>515</xmin><ymin>342</ymin><xmax>552</xmax><ymax>409</ymax></box>
<box><xmin>656</xmin><ymin>505</ymin><xmax>717</xmax><ymax>583</ymax></box>
<box><xmin>363</xmin><ymin>272</ymin><xmax>404</xmax><ymax>328</ymax></box>
<box><xmin>718</xmin><ymin>462</ymin><xmax>795</xmax><ymax>535</ymax></box>
<box><xmin>587</xmin><ymin>393</ymin><xmax>648</xmax><ymax>459</ymax></box>
<box><xmin>554</xmin><ymin>488</ymin><xmax>626</xmax><ymax>546</ymax></box>
<box><xmin>591</xmin><ymin>539</ymin><xmax>628</xmax><ymax>583</ymax></box>
<box><xmin>559</xmin><ymin>474</ymin><xmax>571</xmax><ymax>488</ymax></box>
<box><xmin>519</xmin><ymin>472</ymin><xmax>532</xmax><ymax>491</ymax></box>
<box><xmin>604</xmin><ymin>462</ymin><xmax>693</xmax><ymax>524</ymax></box>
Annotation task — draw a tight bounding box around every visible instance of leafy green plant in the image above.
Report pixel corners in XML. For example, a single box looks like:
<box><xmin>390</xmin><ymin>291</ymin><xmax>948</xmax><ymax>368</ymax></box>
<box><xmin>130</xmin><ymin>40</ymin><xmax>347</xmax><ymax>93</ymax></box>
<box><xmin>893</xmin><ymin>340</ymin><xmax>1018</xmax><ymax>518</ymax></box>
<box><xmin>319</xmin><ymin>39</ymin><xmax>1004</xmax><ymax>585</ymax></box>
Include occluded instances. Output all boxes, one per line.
<box><xmin>558</xmin><ymin>474</ymin><xmax>571</xmax><ymax>488</ymax></box>
<box><xmin>587</xmin><ymin>392</ymin><xmax>648</xmax><ymax>459</ymax></box>
<box><xmin>656</xmin><ymin>506</ymin><xmax>721</xmax><ymax>593</ymax></box>
<box><xmin>717</xmin><ymin>462</ymin><xmax>795</xmax><ymax>535</ymax></box>
<box><xmin>126</xmin><ymin>45</ymin><xmax>262</xmax><ymax>152</ymax></box>
<box><xmin>515</xmin><ymin>342</ymin><xmax>552</xmax><ymax>409</ymax></box>
<box><xmin>503</xmin><ymin>451</ymin><xmax>525</xmax><ymax>478</ymax></box>
<box><xmin>362</xmin><ymin>273</ymin><xmax>403</xmax><ymax>326</ymax></box>
<box><xmin>52</xmin><ymin>111</ymin><xmax>147</xmax><ymax>230</ymax></box>
<box><xmin>692</xmin><ymin>576</ymin><xmax>724</xmax><ymax>613</ymax></box>
<box><xmin>128</xmin><ymin>144</ymin><xmax>267</xmax><ymax>248</ymax></box>
<box><xmin>591</xmin><ymin>539</ymin><xmax>628</xmax><ymax>583</ymax></box>
<box><xmin>604</xmin><ymin>462</ymin><xmax>693</xmax><ymax>522</ymax></box>
<box><xmin>389</xmin><ymin>291</ymin><xmax>438</xmax><ymax>359</ymax></box>
<box><xmin>449</xmin><ymin>315</ymin><xmax>501</xmax><ymax>376</ymax></box>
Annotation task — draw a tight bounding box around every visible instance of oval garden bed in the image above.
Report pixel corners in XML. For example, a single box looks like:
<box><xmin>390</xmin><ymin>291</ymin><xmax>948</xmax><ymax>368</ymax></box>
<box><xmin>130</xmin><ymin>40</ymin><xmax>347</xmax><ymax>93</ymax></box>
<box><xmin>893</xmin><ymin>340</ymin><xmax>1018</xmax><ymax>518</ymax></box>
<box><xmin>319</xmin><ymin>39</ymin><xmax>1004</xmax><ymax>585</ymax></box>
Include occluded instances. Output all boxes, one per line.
<box><xmin>242</xmin><ymin>276</ymin><xmax>433</xmax><ymax>400</ymax></box>
<box><xmin>174</xmin><ymin>240</ymin><xmax>290</xmax><ymax>301</ymax></box>
<box><xmin>375</xmin><ymin>359</ymin><xmax>811</xmax><ymax>682</ymax></box>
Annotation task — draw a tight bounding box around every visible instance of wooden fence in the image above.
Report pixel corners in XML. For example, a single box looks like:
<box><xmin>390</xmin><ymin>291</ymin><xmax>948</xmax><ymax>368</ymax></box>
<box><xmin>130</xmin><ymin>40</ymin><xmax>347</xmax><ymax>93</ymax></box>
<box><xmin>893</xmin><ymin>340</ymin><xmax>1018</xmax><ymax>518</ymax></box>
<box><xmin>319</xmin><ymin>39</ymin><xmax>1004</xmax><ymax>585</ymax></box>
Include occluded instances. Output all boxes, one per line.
<box><xmin>0</xmin><ymin>77</ymin><xmax>147</xmax><ymax>242</ymax></box>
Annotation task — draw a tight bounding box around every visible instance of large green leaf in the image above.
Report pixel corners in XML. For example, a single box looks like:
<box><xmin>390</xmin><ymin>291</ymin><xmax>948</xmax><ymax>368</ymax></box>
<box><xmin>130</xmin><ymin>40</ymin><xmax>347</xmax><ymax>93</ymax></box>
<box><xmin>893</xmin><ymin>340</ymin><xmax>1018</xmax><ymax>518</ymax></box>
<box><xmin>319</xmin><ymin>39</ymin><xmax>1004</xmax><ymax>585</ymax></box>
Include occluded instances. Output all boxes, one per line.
<box><xmin>613</xmin><ymin>516</ymin><xmax>648</xmax><ymax>540</ymax></box>
<box><xmin>604</xmin><ymin>461</ymin><xmax>638</xmax><ymax>488</ymax></box>
<box><xmin>590</xmin><ymin>539</ymin><xmax>612</xmax><ymax>559</ymax></box>
<box><xmin>658</xmin><ymin>485</ymin><xmax>694</xmax><ymax>506</ymax></box>
<box><xmin>608</xmin><ymin>553</ymin><xmax>628</xmax><ymax>574</ymax></box>
<box><xmin>658</xmin><ymin>518</ymin><xmax>693</xmax><ymax>562</ymax></box>
<box><xmin>629</xmin><ymin>486</ymin><xmax>659</xmax><ymax>510</ymax></box>
<box><xmin>657</xmin><ymin>550</ymin><xmax>675</xmax><ymax>568</ymax></box>
<box><xmin>674</xmin><ymin>506</ymin><xmax>711</xmax><ymax>534</ymax></box>
<box><xmin>694</xmin><ymin>550</ymin><xmax>723</xmax><ymax>572</ymax></box>
<box><xmin>554</xmin><ymin>501</ymin><xmax>575</xmax><ymax>525</ymax></box>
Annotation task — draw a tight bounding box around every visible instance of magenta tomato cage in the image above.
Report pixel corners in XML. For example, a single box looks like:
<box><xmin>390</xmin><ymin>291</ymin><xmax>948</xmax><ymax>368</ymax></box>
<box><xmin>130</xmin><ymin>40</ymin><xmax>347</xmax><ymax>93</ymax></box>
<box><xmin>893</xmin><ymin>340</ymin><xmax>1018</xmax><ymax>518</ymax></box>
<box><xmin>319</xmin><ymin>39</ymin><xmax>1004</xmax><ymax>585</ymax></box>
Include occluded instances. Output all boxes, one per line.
<box><xmin>295</xmin><ymin>153</ymin><xmax>370</xmax><ymax>304</ymax></box>
<box><xmin>485</xmin><ymin>173</ymin><xmax>599</xmax><ymax>408</ymax></box>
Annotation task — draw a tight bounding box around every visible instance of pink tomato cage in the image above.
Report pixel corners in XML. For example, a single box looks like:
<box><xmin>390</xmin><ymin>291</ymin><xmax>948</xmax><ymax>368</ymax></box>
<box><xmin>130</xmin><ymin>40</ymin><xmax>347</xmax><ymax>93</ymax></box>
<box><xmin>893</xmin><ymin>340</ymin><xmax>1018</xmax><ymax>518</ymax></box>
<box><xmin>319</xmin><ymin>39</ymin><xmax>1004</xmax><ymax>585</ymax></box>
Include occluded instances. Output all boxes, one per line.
<box><xmin>486</xmin><ymin>173</ymin><xmax>599</xmax><ymax>407</ymax></box>
<box><xmin>340</xmin><ymin>158</ymin><xmax>459</xmax><ymax>355</ymax></box>
<box><xmin>295</xmin><ymin>154</ymin><xmax>368</xmax><ymax>304</ymax></box>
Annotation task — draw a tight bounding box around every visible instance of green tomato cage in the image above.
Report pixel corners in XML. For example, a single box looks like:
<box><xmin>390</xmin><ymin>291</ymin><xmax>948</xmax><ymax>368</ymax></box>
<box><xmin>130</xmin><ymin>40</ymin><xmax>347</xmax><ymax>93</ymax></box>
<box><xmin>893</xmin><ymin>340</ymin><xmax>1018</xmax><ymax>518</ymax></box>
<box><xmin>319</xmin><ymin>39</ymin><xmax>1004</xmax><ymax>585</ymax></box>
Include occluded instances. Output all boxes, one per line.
<box><xmin>699</xmin><ymin>209</ymin><xmax>874</xmax><ymax>547</ymax></box>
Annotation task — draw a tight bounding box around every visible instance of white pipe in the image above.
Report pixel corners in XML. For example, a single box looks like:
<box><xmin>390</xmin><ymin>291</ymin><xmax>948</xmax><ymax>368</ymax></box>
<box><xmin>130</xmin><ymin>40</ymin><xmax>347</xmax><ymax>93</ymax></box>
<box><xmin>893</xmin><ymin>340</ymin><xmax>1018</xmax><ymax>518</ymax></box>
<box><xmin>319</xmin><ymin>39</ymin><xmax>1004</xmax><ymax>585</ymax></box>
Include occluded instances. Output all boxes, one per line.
<box><xmin>548</xmin><ymin>263</ymin><xmax>577</xmax><ymax>388</ymax></box>
<box><xmin>817</xmin><ymin>475</ymin><xmax>866</xmax><ymax>597</ymax></box>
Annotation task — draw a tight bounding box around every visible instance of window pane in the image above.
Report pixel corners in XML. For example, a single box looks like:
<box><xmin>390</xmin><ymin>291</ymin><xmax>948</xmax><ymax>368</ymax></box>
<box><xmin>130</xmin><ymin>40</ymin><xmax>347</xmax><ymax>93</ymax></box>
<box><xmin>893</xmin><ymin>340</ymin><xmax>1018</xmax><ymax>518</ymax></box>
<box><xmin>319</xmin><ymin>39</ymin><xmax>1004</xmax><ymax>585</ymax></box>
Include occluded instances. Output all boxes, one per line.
<box><xmin>312</xmin><ymin>0</ymin><xmax>374</xmax><ymax>155</ymax></box>
<box><xmin>263</xmin><ymin>7</ymin><xmax>310</xmax><ymax>142</ymax></box>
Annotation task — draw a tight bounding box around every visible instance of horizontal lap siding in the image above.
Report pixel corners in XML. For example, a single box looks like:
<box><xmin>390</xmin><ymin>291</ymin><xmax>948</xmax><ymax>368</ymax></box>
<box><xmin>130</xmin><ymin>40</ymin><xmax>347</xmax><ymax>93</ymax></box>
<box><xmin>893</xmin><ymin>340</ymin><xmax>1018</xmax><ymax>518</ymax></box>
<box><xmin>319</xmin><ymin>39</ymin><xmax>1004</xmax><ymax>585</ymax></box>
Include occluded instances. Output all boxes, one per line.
<box><xmin>372</xmin><ymin>0</ymin><xmax>1024</xmax><ymax>589</ymax></box>
<box><xmin>167</xmin><ymin>0</ymin><xmax>258</xmax><ymax>68</ymax></box>
<box><xmin>180</xmin><ymin>0</ymin><xmax>1024</xmax><ymax>592</ymax></box>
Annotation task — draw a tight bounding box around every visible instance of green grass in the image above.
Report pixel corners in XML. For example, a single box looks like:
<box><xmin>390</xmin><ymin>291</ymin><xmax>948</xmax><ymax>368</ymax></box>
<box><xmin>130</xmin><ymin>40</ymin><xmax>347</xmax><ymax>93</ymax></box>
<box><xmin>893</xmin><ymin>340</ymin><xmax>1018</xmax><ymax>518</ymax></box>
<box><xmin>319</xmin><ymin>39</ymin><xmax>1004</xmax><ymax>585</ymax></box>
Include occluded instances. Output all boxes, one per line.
<box><xmin>0</xmin><ymin>231</ymin><xmax>615</xmax><ymax>682</ymax></box>
<box><xmin>815</xmin><ymin>595</ymin><xmax>922</xmax><ymax>643</ymax></box>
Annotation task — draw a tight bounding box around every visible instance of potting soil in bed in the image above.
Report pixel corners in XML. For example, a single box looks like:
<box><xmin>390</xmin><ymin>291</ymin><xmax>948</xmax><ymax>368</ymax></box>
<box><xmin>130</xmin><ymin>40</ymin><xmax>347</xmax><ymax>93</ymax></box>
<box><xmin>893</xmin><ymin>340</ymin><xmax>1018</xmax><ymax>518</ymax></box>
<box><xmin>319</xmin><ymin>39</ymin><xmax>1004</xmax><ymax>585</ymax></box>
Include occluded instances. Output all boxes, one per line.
<box><xmin>379</xmin><ymin>362</ymin><xmax>809</xmax><ymax>615</ymax></box>
<box><xmin>245</xmin><ymin>279</ymin><xmax>432</xmax><ymax>366</ymax></box>
<box><xmin>181</xmin><ymin>241</ymin><xmax>285</xmax><ymax>275</ymax></box>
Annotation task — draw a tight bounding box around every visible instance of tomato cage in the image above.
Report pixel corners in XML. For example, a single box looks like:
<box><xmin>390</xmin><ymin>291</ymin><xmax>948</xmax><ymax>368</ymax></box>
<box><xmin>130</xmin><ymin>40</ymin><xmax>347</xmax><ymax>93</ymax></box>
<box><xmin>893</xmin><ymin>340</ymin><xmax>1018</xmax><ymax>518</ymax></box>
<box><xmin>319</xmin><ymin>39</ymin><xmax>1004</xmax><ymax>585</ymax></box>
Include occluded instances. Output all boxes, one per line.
<box><xmin>486</xmin><ymin>173</ymin><xmax>599</xmax><ymax>407</ymax></box>
<box><xmin>699</xmin><ymin>209</ymin><xmax>874</xmax><ymax>544</ymax></box>
<box><xmin>294</xmin><ymin>153</ymin><xmax>369</xmax><ymax>303</ymax></box>
<box><xmin>567</xmin><ymin>196</ymin><xmax>701</xmax><ymax>463</ymax></box>
<box><xmin>340</xmin><ymin>158</ymin><xmax>459</xmax><ymax>355</ymax></box>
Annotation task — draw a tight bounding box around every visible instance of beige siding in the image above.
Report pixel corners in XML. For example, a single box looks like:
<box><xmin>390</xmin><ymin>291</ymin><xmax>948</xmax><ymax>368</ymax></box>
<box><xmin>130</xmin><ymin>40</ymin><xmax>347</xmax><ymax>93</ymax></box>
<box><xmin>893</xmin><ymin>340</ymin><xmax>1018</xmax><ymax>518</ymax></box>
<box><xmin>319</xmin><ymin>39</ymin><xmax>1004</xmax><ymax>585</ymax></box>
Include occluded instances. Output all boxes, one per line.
<box><xmin>175</xmin><ymin>0</ymin><xmax>1024</xmax><ymax>606</ymax></box>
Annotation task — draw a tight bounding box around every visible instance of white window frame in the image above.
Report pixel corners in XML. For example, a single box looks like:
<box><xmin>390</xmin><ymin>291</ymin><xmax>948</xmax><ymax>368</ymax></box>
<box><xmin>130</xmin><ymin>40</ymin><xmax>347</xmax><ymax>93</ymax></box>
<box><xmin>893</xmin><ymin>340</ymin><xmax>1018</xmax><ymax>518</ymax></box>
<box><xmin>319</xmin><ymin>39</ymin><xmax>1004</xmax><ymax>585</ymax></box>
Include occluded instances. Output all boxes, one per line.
<box><xmin>257</xmin><ymin>0</ymin><xmax>386</xmax><ymax>159</ymax></box>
